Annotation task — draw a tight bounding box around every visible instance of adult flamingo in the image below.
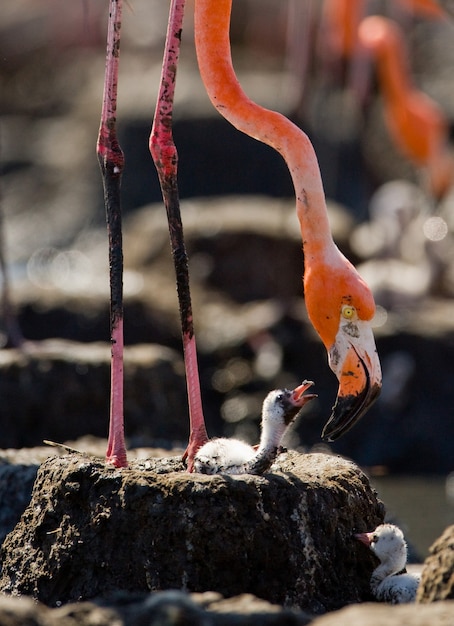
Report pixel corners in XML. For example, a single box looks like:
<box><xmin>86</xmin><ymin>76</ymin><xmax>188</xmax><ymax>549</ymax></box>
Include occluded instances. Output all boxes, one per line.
<box><xmin>194</xmin><ymin>0</ymin><xmax>382</xmax><ymax>441</ymax></box>
<box><xmin>358</xmin><ymin>15</ymin><xmax>454</xmax><ymax>199</ymax></box>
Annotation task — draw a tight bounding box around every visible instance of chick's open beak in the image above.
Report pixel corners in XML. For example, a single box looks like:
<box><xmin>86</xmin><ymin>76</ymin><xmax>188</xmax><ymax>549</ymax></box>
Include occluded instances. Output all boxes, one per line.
<box><xmin>291</xmin><ymin>380</ymin><xmax>318</xmax><ymax>407</ymax></box>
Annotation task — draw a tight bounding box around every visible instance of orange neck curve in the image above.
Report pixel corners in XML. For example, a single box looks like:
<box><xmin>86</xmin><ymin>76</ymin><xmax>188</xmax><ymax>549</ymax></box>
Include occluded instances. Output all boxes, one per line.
<box><xmin>194</xmin><ymin>0</ymin><xmax>376</xmax><ymax>349</ymax></box>
<box><xmin>194</xmin><ymin>0</ymin><xmax>334</xmax><ymax>259</ymax></box>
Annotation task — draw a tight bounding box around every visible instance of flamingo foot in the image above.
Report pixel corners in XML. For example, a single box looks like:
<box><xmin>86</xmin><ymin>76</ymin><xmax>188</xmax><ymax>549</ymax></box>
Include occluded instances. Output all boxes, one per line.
<box><xmin>183</xmin><ymin>427</ymin><xmax>209</xmax><ymax>473</ymax></box>
<box><xmin>106</xmin><ymin>450</ymin><xmax>128</xmax><ymax>469</ymax></box>
<box><xmin>106</xmin><ymin>436</ymin><xmax>128</xmax><ymax>468</ymax></box>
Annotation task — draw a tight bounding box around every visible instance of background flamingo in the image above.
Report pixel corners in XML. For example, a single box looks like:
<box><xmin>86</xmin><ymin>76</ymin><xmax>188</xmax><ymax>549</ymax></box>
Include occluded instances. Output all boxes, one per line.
<box><xmin>358</xmin><ymin>15</ymin><xmax>454</xmax><ymax>199</ymax></box>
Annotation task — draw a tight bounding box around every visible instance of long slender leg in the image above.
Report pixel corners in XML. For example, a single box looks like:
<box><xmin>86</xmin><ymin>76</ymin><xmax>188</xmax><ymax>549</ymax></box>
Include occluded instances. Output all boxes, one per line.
<box><xmin>96</xmin><ymin>0</ymin><xmax>127</xmax><ymax>468</ymax></box>
<box><xmin>150</xmin><ymin>0</ymin><xmax>208</xmax><ymax>471</ymax></box>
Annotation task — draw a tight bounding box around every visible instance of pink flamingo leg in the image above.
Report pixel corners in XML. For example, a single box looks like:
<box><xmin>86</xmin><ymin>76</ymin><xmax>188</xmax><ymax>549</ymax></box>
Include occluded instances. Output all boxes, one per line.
<box><xmin>106</xmin><ymin>319</ymin><xmax>126</xmax><ymax>466</ymax></box>
<box><xmin>97</xmin><ymin>0</ymin><xmax>128</xmax><ymax>468</ymax></box>
<box><xmin>182</xmin><ymin>332</ymin><xmax>207</xmax><ymax>469</ymax></box>
<box><xmin>150</xmin><ymin>0</ymin><xmax>208</xmax><ymax>471</ymax></box>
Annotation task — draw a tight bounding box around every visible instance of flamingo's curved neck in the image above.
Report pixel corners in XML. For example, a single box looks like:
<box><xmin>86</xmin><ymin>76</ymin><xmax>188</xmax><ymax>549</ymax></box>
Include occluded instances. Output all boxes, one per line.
<box><xmin>246</xmin><ymin>432</ymin><xmax>281</xmax><ymax>476</ymax></box>
<box><xmin>194</xmin><ymin>0</ymin><xmax>334</xmax><ymax>257</ymax></box>
<box><xmin>371</xmin><ymin>545</ymin><xmax>407</xmax><ymax>589</ymax></box>
<box><xmin>371</xmin><ymin>561</ymin><xmax>399</xmax><ymax>590</ymax></box>
<box><xmin>258</xmin><ymin>419</ymin><xmax>286</xmax><ymax>454</ymax></box>
<box><xmin>245</xmin><ymin>405</ymin><xmax>290</xmax><ymax>475</ymax></box>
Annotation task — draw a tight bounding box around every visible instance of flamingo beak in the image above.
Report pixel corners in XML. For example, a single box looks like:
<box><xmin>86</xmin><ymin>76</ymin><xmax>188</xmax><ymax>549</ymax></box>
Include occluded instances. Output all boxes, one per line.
<box><xmin>354</xmin><ymin>531</ymin><xmax>373</xmax><ymax>547</ymax></box>
<box><xmin>322</xmin><ymin>319</ymin><xmax>382</xmax><ymax>441</ymax></box>
<box><xmin>291</xmin><ymin>380</ymin><xmax>318</xmax><ymax>407</ymax></box>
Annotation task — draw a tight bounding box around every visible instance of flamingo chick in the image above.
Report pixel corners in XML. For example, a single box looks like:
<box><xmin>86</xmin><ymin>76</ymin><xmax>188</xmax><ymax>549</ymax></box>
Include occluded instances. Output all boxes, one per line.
<box><xmin>194</xmin><ymin>380</ymin><xmax>317</xmax><ymax>475</ymax></box>
<box><xmin>355</xmin><ymin>523</ymin><xmax>420</xmax><ymax>604</ymax></box>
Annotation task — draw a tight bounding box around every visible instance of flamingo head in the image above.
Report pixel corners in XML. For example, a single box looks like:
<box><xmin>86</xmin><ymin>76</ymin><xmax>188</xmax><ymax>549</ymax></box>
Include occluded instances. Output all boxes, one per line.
<box><xmin>304</xmin><ymin>254</ymin><xmax>382</xmax><ymax>441</ymax></box>
<box><xmin>259</xmin><ymin>380</ymin><xmax>317</xmax><ymax>451</ymax></box>
<box><xmin>263</xmin><ymin>380</ymin><xmax>318</xmax><ymax>428</ymax></box>
<box><xmin>354</xmin><ymin>524</ymin><xmax>408</xmax><ymax>571</ymax></box>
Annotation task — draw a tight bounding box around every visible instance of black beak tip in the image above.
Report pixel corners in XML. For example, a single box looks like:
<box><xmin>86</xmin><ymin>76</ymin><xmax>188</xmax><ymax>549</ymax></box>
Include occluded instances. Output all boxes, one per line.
<box><xmin>321</xmin><ymin>383</ymin><xmax>380</xmax><ymax>441</ymax></box>
<box><xmin>321</xmin><ymin>395</ymin><xmax>361</xmax><ymax>441</ymax></box>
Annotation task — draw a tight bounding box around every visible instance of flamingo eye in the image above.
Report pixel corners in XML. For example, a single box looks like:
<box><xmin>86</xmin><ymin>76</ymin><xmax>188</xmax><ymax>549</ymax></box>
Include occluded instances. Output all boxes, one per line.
<box><xmin>342</xmin><ymin>305</ymin><xmax>356</xmax><ymax>320</ymax></box>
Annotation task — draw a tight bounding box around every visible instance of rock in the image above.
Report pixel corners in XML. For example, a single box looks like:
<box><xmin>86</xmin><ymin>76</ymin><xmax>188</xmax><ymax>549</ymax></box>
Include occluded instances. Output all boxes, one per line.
<box><xmin>0</xmin><ymin>594</ymin><xmax>121</xmax><ymax>626</ymax></box>
<box><xmin>0</xmin><ymin>340</ymin><xmax>188</xmax><ymax>448</ymax></box>
<box><xmin>0</xmin><ymin>462</ymin><xmax>39</xmax><ymax>546</ymax></box>
<box><xmin>0</xmin><ymin>595</ymin><xmax>45</xmax><ymax>626</ymax></box>
<box><xmin>417</xmin><ymin>524</ymin><xmax>454</xmax><ymax>602</ymax></box>
<box><xmin>117</xmin><ymin>590</ymin><xmax>313</xmax><ymax>625</ymax></box>
<box><xmin>310</xmin><ymin>601</ymin><xmax>454</xmax><ymax>626</ymax></box>
<box><xmin>0</xmin><ymin>590</ymin><xmax>313</xmax><ymax>626</ymax></box>
<box><xmin>0</xmin><ymin>443</ymin><xmax>186</xmax><ymax>547</ymax></box>
<box><xmin>0</xmin><ymin>451</ymin><xmax>384</xmax><ymax>613</ymax></box>
<box><xmin>1</xmin><ymin>593</ymin><xmax>453</xmax><ymax>626</ymax></box>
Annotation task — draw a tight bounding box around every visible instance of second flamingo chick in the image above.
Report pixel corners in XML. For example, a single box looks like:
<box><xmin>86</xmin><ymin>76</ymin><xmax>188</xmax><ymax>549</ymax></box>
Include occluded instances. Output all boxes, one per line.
<box><xmin>194</xmin><ymin>380</ymin><xmax>316</xmax><ymax>475</ymax></box>
<box><xmin>355</xmin><ymin>523</ymin><xmax>420</xmax><ymax>604</ymax></box>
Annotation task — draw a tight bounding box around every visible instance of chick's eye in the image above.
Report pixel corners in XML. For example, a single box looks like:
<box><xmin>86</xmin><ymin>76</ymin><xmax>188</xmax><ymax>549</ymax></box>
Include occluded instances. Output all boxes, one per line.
<box><xmin>372</xmin><ymin>534</ymin><xmax>378</xmax><ymax>543</ymax></box>
<box><xmin>342</xmin><ymin>305</ymin><xmax>356</xmax><ymax>320</ymax></box>
<box><xmin>276</xmin><ymin>393</ymin><xmax>284</xmax><ymax>402</ymax></box>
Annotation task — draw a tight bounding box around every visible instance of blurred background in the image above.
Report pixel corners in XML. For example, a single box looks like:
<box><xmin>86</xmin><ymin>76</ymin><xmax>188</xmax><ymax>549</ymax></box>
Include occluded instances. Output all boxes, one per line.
<box><xmin>1</xmin><ymin>0</ymin><xmax>454</xmax><ymax>556</ymax></box>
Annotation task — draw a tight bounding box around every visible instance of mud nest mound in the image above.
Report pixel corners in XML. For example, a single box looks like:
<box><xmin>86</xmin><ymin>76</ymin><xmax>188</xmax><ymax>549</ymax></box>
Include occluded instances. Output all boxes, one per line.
<box><xmin>0</xmin><ymin>451</ymin><xmax>384</xmax><ymax>613</ymax></box>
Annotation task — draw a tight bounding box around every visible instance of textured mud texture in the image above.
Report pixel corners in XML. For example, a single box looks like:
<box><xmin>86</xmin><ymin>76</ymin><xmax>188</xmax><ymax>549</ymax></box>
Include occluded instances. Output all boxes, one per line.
<box><xmin>0</xmin><ymin>593</ymin><xmax>453</xmax><ymax>626</ymax></box>
<box><xmin>0</xmin><ymin>451</ymin><xmax>383</xmax><ymax>613</ymax></box>
<box><xmin>0</xmin><ymin>462</ymin><xmax>39</xmax><ymax>545</ymax></box>
<box><xmin>0</xmin><ymin>590</ymin><xmax>315</xmax><ymax>626</ymax></box>
<box><xmin>311</xmin><ymin>601</ymin><xmax>454</xmax><ymax>626</ymax></box>
<box><xmin>417</xmin><ymin>524</ymin><xmax>454</xmax><ymax>603</ymax></box>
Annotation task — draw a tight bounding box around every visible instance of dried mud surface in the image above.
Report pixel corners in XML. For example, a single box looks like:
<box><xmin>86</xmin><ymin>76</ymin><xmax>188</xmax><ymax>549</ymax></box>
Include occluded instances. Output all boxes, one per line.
<box><xmin>417</xmin><ymin>524</ymin><xmax>454</xmax><ymax>603</ymax></box>
<box><xmin>0</xmin><ymin>451</ymin><xmax>383</xmax><ymax>613</ymax></box>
